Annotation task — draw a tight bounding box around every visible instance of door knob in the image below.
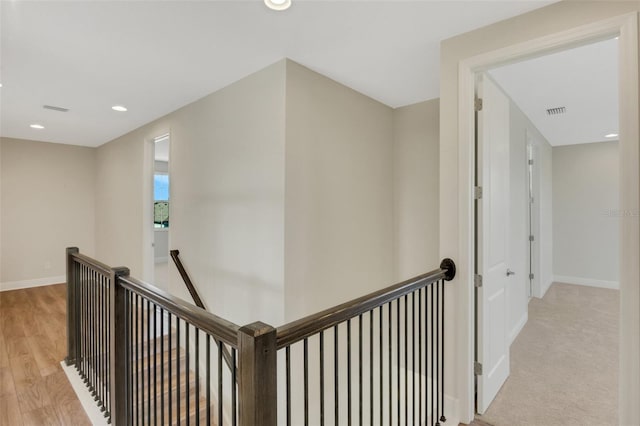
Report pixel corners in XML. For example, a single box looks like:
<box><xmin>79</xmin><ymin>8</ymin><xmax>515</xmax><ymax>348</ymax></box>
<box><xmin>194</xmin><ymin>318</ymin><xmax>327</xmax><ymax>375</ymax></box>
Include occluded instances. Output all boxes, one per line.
<box><xmin>506</xmin><ymin>269</ymin><xmax>515</xmax><ymax>276</ymax></box>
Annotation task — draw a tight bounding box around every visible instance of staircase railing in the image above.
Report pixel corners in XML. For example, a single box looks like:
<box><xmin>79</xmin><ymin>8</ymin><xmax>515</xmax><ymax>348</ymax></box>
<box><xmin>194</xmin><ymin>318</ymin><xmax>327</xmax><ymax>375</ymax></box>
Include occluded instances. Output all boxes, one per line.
<box><xmin>65</xmin><ymin>247</ymin><xmax>455</xmax><ymax>425</ymax></box>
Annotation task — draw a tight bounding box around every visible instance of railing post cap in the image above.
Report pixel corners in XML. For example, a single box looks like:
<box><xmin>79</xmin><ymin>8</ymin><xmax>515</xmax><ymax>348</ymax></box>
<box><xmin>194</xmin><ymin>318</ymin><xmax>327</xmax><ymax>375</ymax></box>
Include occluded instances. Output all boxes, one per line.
<box><xmin>67</xmin><ymin>247</ymin><xmax>79</xmax><ymax>254</ymax></box>
<box><xmin>111</xmin><ymin>266</ymin><xmax>130</xmax><ymax>277</ymax></box>
<box><xmin>239</xmin><ymin>321</ymin><xmax>276</xmax><ymax>337</ymax></box>
<box><xmin>440</xmin><ymin>258</ymin><xmax>456</xmax><ymax>281</ymax></box>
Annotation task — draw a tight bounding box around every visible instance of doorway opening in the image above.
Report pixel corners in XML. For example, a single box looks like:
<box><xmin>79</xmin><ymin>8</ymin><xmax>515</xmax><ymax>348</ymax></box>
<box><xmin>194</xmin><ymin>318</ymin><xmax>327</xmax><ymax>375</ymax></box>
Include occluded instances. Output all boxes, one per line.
<box><xmin>152</xmin><ymin>134</ymin><xmax>170</xmax><ymax>290</ymax></box>
<box><xmin>473</xmin><ymin>36</ymin><xmax>620</xmax><ymax>423</ymax></box>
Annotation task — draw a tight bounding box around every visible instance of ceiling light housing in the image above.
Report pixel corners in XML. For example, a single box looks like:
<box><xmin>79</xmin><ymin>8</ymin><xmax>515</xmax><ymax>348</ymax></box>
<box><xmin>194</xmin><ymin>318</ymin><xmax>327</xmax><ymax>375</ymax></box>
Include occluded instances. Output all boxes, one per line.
<box><xmin>264</xmin><ymin>0</ymin><xmax>291</xmax><ymax>11</ymax></box>
<box><xmin>605</xmin><ymin>133</ymin><xmax>619</xmax><ymax>138</ymax></box>
<box><xmin>30</xmin><ymin>124</ymin><xmax>45</xmax><ymax>129</ymax></box>
<box><xmin>112</xmin><ymin>105</ymin><xmax>128</xmax><ymax>112</ymax></box>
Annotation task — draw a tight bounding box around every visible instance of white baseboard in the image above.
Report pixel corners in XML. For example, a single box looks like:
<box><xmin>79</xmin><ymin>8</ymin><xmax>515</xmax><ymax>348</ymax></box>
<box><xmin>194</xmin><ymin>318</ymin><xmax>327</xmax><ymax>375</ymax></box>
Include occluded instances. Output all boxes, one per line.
<box><xmin>0</xmin><ymin>275</ymin><xmax>66</xmax><ymax>292</ymax></box>
<box><xmin>444</xmin><ymin>394</ymin><xmax>460</xmax><ymax>426</ymax></box>
<box><xmin>509</xmin><ymin>312</ymin><xmax>528</xmax><ymax>345</ymax></box>
<box><xmin>553</xmin><ymin>275</ymin><xmax>619</xmax><ymax>290</ymax></box>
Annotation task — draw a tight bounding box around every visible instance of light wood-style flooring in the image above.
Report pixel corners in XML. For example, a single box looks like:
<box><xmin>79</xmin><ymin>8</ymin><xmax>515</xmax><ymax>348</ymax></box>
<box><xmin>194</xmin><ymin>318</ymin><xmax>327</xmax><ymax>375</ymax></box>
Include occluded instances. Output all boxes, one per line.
<box><xmin>0</xmin><ymin>284</ymin><xmax>91</xmax><ymax>426</ymax></box>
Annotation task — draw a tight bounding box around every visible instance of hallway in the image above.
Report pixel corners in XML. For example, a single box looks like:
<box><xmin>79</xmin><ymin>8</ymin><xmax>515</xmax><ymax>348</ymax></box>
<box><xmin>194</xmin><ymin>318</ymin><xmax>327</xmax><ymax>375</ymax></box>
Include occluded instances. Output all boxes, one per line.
<box><xmin>477</xmin><ymin>283</ymin><xmax>618</xmax><ymax>426</ymax></box>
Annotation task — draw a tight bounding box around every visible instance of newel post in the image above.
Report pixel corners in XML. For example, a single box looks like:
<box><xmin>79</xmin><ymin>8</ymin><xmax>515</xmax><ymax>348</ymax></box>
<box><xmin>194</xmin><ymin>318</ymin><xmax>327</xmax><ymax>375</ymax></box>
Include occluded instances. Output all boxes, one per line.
<box><xmin>65</xmin><ymin>247</ymin><xmax>79</xmax><ymax>366</ymax></box>
<box><xmin>109</xmin><ymin>266</ymin><xmax>130</xmax><ymax>425</ymax></box>
<box><xmin>238</xmin><ymin>321</ymin><xmax>278</xmax><ymax>426</ymax></box>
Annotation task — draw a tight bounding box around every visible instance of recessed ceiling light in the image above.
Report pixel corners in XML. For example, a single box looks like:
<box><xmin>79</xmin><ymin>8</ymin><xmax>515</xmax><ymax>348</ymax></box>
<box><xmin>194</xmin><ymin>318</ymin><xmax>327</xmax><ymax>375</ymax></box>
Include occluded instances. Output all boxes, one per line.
<box><xmin>112</xmin><ymin>105</ymin><xmax>128</xmax><ymax>112</ymax></box>
<box><xmin>605</xmin><ymin>133</ymin><xmax>619</xmax><ymax>138</ymax></box>
<box><xmin>0</xmin><ymin>83</ymin><xmax>3</xmax><ymax>88</ymax></box>
<box><xmin>30</xmin><ymin>124</ymin><xmax>45</xmax><ymax>129</ymax></box>
<box><xmin>264</xmin><ymin>0</ymin><xmax>291</xmax><ymax>11</ymax></box>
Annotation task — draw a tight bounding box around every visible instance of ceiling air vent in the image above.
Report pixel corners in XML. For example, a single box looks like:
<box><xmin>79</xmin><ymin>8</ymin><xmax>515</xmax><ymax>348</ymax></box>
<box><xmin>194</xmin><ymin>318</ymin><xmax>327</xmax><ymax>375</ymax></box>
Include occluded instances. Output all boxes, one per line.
<box><xmin>43</xmin><ymin>105</ymin><xmax>69</xmax><ymax>112</ymax></box>
<box><xmin>546</xmin><ymin>106</ymin><xmax>566</xmax><ymax>116</ymax></box>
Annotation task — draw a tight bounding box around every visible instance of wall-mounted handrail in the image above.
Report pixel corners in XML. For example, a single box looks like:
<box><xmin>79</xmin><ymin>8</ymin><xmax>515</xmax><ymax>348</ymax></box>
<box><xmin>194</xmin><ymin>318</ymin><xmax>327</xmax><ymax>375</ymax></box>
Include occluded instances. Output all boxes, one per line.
<box><xmin>276</xmin><ymin>258</ymin><xmax>455</xmax><ymax>349</ymax></box>
<box><xmin>169</xmin><ymin>249</ymin><xmax>237</xmax><ymax>371</ymax></box>
<box><xmin>170</xmin><ymin>249</ymin><xmax>205</xmax><ymax>309</ymax></box>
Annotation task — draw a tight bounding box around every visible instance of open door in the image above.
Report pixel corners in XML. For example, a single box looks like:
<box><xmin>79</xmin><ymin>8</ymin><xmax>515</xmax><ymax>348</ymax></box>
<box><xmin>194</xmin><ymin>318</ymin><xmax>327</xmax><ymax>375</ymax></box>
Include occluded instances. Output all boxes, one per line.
<box><xmin>475</xmin><ymin>73</ymin><xmax>511</xmax><ymax>414</ymax></box>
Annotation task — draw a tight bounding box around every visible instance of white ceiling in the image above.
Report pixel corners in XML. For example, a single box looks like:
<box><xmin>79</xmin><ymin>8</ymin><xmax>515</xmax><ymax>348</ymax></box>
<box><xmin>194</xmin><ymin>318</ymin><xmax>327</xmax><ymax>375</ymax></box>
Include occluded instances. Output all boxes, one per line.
<box><xmin>489</xmin><ymin>37</ymin><xmax>619</xmax><ymax>146</ymax></box>
<box><xmin>0</xmin><ymin>0</ymin><xmax>557</xmax><ymax>147</ymax></box>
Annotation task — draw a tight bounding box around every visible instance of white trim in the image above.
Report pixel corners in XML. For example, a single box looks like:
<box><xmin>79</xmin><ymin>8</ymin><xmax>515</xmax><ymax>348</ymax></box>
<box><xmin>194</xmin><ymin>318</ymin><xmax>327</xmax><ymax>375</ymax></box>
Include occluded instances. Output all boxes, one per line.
<box><xmin>0</xmin><ymin>275</ymin><xmax>65</xmax><ymax>292</ymax></box>
<box><xmin>60</xmin><ymin>362</ymin><xmax>109</xmax><ymax>426</ymax></box>
<box><xmin>456</xmin><ymin>12</ymin><xmax>639</xmax><ymax>423</ymax></box>
<box><xmin>509</xmin><ymin>312</ymin><xmax>528</xmax><ymax>345</ymax></box>
<box><xmin>554</xmin><ymin>275</ymin><xmax>619</xmax><ymax>290</ymax></box>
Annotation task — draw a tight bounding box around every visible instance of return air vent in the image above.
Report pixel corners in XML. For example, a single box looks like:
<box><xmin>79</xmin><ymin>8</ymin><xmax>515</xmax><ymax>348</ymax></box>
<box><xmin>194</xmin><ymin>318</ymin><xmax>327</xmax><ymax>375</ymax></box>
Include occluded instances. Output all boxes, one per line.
<box><xmin>43</xmin><ymin>105</ymin><xmax>69</xmax><ymax>112</ymax></box>
<box><xmin>546</xmin><ymin>106</ymin><xmax>566</xmax><ymax>116</ymax></box>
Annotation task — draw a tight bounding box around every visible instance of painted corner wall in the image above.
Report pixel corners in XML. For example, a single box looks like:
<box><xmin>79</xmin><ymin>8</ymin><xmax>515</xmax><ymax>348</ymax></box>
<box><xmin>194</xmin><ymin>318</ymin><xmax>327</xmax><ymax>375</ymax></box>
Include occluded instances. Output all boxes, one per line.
<box><xmin>0</xmin><ymin>137</ymin><xmax>96</xmax><ymax>289</ymax></box>
<box><xmin>96</xmin><ymin>60</ymin><xmax>287</xmax><ymax>326</ymax></box>
<box><xmin>439</xmin><ymin>2</ymin><xmax>640</xmax><ymax>422</ymax></box>
<box><xmin>553</xmin><ymin>141</ymin><xmax>620</xmax><ymax>288</ymax></box>
<box><xmin>393</xmin><ymin>99</ymin><xmax>440</xmax><ymax>281</ymax></box>
<box><xmin>284</xmin><ymin>60</ymin><xmax>395</xmax><ymax>322</ymax></box>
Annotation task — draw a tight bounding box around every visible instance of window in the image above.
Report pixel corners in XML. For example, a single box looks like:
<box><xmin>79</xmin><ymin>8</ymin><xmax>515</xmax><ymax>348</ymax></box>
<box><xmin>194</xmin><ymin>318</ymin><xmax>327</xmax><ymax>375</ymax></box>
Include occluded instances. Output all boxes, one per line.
<box><xmin>154</xmin><ymin>173</ymin><xmax>169</xmax><ymax>228</ymax></box>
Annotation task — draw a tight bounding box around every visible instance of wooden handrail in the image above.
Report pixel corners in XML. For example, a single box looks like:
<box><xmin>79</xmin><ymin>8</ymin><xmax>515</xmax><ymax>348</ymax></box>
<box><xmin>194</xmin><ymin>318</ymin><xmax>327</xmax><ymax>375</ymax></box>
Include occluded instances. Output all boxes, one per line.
<box><xmin>275</xmin><ymin>258</ymin><xmax>456</xmax><ymax>349</ymax></box>
<box><xmin>170</xmin><ymin>249</ymin><xmax>205</xmax><ymax>309</ymax></box>
<box><xmin>118</xmin><ymin>275</ymin><xmax>240</xmax><ymax>347</ymax></box>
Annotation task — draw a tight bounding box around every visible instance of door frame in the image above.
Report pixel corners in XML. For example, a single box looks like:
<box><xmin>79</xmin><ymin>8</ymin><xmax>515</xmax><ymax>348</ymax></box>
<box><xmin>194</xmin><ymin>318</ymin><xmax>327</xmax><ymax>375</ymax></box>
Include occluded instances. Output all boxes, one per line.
<box><xmin>142</xmin><ymin>130</ymin><xmax>172</xmax><ymax>285</ymax></box>
<box><xmin>455</xmin><ymin>13</ymin><xmax>639</xmax><ymax>423</ymax></box>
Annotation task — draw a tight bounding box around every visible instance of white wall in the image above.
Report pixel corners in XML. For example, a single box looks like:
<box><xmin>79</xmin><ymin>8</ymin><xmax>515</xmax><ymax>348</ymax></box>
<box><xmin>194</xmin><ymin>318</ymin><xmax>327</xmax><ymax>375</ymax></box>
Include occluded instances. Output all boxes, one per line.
<box><xmin>392</xmin><ymin>99</ymin><xmax>440</xmax><ymax>281</ymax></box>
<box><xmin>1</xmin><ymin>137</ymin><xmax>96</xmax><ymax>290</ymax></box>
<box><xmin>439</xmin><ymin>2</ymin><xmax>640</xmax><ymax>422</ymax></box>
<box><xmin>553</xmin><ymin>141</ymin><xmax>619</xmax><ymax>288</ymax></box>
<box><xmin>284</xmin><ymin>60</ymin><xmax>395</xmax><ymax>321</ymax></box>
<box><xmin>96</xmin><ymin>60</ymin><xmax>287</xmax><ymax>326</ymax></box>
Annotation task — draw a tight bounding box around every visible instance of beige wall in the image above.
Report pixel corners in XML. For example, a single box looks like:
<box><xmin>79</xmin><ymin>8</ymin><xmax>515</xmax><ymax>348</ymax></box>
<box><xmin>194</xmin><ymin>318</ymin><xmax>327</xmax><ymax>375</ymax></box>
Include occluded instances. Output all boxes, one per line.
<box><xmin>440</xmin><ymin>2</ymin><xmax>640</xmax><ymax>423</ymax></box>
<box><xmin>393</xmin><ymin>99</ymin><xmax>440</xmax><ymax>281</ymax></box>
<box><xmin>284</xmin><ymin>60</ymin><xmax>395</xmax><ymax>321</ymax></box>
<box><xmin>0</xmin><ymin>137</ymin><xmax>96</xmax><ymax>288</ymax></box>
<box><xmin>553</xmin><ymin>141</ymin><xmax>619</xmax><ymax>286</ymax></box>
<box><xmin>96</xmin><ymin>60</ymin><xmax>286</xmax><ymax>326</ymax></box>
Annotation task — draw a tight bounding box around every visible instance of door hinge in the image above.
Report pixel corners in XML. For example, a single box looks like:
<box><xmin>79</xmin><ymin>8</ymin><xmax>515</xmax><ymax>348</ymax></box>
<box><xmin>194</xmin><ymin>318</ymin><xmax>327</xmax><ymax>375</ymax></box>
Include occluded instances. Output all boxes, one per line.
<box><xmin>529</xmin><ymin>273</ymin><xmax>535</xmax><ymax>280</ymax></box>
<box><xmin>474</xmin><ymin>274</ymin><xmax>483</xmax><ymax>288</ymax></box>
<box><xmin>529</xmin><ymin>235</ymin><xmax>535</xmax><ymax>242</ymax></box>
<box><xmin>530</xmin><ymin>196</ymin><xmax>534</xmax><ymax>204</ymax></box>
<box><xmin>475</xmin><ymin>98</ymin><xmax>483</xmax><ymax>112</ymax></box>
<box><xmin>474</xmin><ymin>186</ymin><xmax>483</xmax><ymax>200</ymax></box>
<box><xmin>528</xmin><ymin>159</ymin><xmax>534</xmax><ymax>165</ymax></box>
<box><xmin>474</xmin><ymin>361</ymin><xmax>483</xmax><ymax>376</ymax></box>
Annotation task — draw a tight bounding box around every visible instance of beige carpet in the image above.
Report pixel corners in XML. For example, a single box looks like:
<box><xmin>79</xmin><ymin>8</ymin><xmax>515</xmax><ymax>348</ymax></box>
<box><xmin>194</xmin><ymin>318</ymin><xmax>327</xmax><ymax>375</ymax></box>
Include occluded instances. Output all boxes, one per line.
<box><xmin>476</xmin><ymin>283</ymin><xmax>618</xmax><ymax>426</ymax></box>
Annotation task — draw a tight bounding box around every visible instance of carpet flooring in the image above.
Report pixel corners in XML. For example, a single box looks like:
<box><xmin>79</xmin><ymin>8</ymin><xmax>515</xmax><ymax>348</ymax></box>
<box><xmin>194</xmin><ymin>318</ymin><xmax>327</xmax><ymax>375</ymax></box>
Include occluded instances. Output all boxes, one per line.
<box><xmin>476</xmin><ymin>283</ymin><xmax>618</xmax><ymax>426</ymax></box>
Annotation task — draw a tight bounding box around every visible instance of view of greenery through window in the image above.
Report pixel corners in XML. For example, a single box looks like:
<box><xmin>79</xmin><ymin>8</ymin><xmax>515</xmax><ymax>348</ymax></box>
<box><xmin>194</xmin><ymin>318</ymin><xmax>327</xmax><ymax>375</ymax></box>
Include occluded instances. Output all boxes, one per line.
<box><xmin>154</xmin><ymin>174</ymin><xmax>169</xmax><ymax>228</ymax></box>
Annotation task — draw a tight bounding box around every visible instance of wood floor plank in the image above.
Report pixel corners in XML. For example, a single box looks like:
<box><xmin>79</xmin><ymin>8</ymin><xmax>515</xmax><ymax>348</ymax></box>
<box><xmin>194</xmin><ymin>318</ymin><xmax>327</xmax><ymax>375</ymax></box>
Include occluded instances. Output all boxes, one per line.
<box><xmin>0</xmin><ymin>393</ymin><xmax>24</xmax><ymax>426</ymax></box>
<box><xmin>53</xmin><ymin>400</ymin><xmax>91</xmax><ymax>426</ymax></box>
<box><xmin>5</xmin><ymin>336</ymin><xmax>31</xmax><ymax>359</ymax></box>
<box><xmin>16</xmin><ymin>380</ymin><xmax>53</xmax><ymax>413</ymax></box>
<box><xmin>43</xmin><ymin>370</ymin><xmax>78</xmax><ymax>407</ymax></box>
<box><xmin>21</xmin><ymin>404</ymin><xmax>60</xmax><ymax>426</ymax></box>
<box><xmin>27</xmin><ymin>336</ymin><xmax>60</xmax><ymax>377</ymax></box>
<box><xmin>0</xmin><ymin>367</ymin><xmax>16</xmax><ymax>397</ymax></box>
<box><xmin>8</xmin><ymin>354</ymin><xmax>41</xmax><ymax>392</ymax></box>
<box><xmin>0</xmin><ymin>333</ymin><xmax>10</xmax><ymax>369</ymax></box>
<box><xmin>0</xmin><ymin>308</ymin><xmax>26</xmax><ymax>338</ymax></box>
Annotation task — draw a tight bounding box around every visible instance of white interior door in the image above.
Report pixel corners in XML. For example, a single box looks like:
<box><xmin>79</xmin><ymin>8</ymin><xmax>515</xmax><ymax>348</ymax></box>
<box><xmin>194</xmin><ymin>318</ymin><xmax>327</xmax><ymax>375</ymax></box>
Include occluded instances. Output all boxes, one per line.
<box><xmin>476</xmin><ymin>73</ymin><xmax>511</xmax><ymax>414</ymax></box>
